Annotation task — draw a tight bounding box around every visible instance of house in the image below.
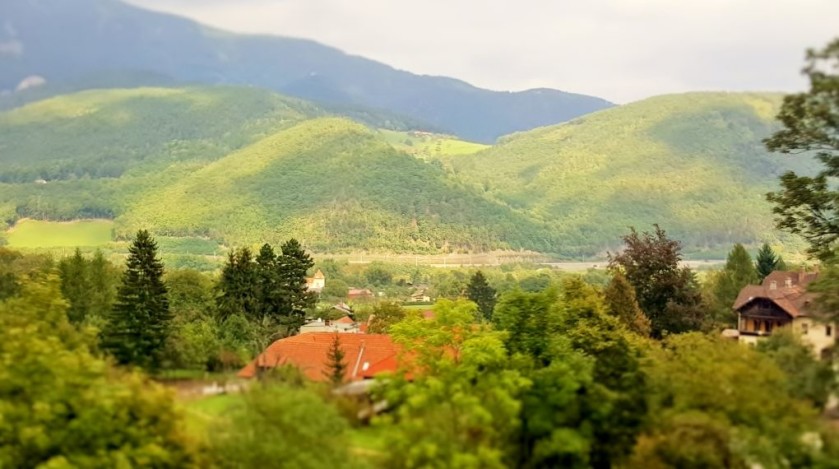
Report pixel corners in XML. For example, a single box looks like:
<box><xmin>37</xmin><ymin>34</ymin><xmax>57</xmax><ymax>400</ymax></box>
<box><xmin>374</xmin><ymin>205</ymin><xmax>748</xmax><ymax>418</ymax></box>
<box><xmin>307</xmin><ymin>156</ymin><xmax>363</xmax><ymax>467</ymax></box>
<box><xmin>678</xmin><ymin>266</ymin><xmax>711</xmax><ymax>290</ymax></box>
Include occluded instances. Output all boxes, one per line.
<box><xmin>305</xmin><ymin>269</ymin><xmax>325</xmax><ymax>293</ymax></box>
<box><xmin>733</xmin><ymin>270</ymin><xmax>835</xmax><ymax>357</ymax></box>
<box><xmin>409</xmin><ymin>286</ymin><xmax>431</xmax><ymax>303</ymax></box>
<box><xmin>238</xmin><ymin>332</ymin><xmax>400</xmax><ymax>382</ymax></box>
<box><xmin>299</xmin><ymin>316</ymin><xmax>360</xmax><ymax>334</ymax></box>
<box><xmin>347</xmin><ymin>288</ymin><xmax>373</xmax><ymax>300</ymax></box>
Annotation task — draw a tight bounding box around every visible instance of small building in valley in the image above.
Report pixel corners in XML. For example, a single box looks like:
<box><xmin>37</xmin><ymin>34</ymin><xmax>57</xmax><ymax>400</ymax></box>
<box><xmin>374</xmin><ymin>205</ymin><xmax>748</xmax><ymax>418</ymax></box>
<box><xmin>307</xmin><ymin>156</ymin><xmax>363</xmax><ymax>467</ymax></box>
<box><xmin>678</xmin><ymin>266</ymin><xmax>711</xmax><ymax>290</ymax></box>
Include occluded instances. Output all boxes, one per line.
<box><xmin>733</xmin><ymin>270</ymin><xmax>835</xmax><ymax>357</ymax></box>
<box><xmin>305</xmin><ymin>269</ymin><xmax>325</xmax><ymax>293</ymax></box>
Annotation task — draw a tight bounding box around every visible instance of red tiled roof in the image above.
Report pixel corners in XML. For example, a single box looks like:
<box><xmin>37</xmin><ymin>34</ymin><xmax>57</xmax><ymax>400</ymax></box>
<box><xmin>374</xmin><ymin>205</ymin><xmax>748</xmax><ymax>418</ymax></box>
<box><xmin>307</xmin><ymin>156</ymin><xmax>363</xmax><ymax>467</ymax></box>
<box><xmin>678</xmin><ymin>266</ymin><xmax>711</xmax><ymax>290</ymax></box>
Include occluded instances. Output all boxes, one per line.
<box><xmin>238</xmin><ymin>333</ymin><xmax>399</xmax><ymax>381</ymax></box>
<box><xmin>733</xmin><ymin>270</ymin><xmax>819</xmax><ymax>318</ymax></box>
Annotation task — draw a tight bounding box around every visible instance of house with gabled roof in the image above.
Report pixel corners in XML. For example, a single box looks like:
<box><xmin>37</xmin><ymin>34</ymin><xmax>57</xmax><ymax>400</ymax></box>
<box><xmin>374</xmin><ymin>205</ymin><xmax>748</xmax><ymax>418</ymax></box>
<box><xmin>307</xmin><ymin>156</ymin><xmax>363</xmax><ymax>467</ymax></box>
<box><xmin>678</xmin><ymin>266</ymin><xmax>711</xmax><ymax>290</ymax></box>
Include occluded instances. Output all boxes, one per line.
<box><xmin>733</xmin><ymin>270</ymin><xmax>835</xmax><ymax>358</ymax></box>
<box><xmin>238</xmin><ymin>332</ymin><xmax>400</xmax><ymax>382</ymax></box>
<box><xmin>305</xmin><ymin>269</ymin><xmax>325</xmax><ymax>293</ymax></box>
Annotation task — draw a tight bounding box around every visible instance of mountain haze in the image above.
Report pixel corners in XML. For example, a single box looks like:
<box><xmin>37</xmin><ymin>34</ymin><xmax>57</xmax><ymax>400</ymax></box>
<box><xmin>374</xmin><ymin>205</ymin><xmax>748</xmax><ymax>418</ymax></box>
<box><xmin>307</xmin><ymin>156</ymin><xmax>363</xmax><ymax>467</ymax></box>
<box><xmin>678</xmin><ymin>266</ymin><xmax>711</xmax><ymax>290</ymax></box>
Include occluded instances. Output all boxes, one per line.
<box><xmin>0</xmin><ymin>0</ymin><xmax>613</xmax><ymax>142</ymax></box>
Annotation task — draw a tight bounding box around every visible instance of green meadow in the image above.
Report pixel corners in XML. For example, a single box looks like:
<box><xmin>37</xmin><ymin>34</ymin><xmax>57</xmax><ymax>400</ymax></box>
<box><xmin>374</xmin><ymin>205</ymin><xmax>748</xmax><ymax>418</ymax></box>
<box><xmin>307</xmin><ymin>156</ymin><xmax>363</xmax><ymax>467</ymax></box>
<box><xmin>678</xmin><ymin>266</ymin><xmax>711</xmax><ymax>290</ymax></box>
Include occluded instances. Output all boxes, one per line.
<box><xmin>6</xmin><ymin>219</ymin><xmax>114</xmax><ymax>248</ymax></box>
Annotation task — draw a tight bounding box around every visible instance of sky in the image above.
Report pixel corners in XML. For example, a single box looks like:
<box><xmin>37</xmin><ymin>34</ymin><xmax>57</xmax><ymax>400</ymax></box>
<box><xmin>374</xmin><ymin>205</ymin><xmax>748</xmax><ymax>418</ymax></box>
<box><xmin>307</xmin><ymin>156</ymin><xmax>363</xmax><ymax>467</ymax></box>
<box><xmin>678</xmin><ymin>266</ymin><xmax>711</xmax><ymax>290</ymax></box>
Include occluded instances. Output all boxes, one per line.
<box><xmin>124</xmin><ymin>0</ymin><xmax>839</xmax><ymax>103</ymax></box>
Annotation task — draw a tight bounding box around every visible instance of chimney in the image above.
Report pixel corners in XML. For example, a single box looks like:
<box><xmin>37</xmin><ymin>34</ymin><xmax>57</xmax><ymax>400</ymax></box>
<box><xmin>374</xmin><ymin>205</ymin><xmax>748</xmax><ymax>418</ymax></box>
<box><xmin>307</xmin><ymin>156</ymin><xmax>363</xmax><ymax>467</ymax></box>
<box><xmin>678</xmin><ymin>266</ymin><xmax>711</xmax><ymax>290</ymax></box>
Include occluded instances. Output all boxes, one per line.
<box><xmin>769</xmin><ymin>280</ymin><xmax>777</xmax><ymax>291</ymax></box>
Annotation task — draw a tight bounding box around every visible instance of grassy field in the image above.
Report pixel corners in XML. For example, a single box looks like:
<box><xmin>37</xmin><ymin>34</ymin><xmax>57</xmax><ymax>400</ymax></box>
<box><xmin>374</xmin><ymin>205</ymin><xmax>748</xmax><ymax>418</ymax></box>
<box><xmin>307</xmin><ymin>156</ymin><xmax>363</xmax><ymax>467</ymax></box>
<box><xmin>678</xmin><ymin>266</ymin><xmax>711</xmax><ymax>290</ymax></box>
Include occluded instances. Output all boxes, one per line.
<box><xmin>378</xmin><ymin>129</ymin><xmax>488</xmax><ymax>158</ymax></box>
<box><xmin>6</xmin><ymin>218</ymin><xmax>113</xmax><ymax>248</ymax></box>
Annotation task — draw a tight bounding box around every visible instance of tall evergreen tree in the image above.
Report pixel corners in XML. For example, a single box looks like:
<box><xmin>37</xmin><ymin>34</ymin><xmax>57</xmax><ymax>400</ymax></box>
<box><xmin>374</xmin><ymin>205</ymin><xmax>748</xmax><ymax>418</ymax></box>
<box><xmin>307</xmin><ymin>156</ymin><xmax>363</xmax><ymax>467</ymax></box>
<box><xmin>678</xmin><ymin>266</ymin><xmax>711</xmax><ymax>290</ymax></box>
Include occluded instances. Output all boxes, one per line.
<box><xmin>255</xmin><ymin>243</ymin><xmax>281</xmax><ymax>322</ymax></box>
<box><xmin>101</xmin><ymin>230</ymin><xmax>171</xmax><ymax>370</ymax></box>
<box><xmin>755</xmin><ymin>243</ymin><xmax>784</xmax><ymax>281</ymax></box>
<box><xmin>323</xmin><ymin>333</ymin><xmax>347</xmax><ymax>386</ymax></box>
<box><xmin>277</xmin><ymin>239</ymin><xmax>315</xmax><ymax>333</ymax></box>
<box><xmin>710</xmin><ymin>244</ymin><xmax>759</xmax><ymax>325</ymax></box>
<box><xmin>217</xmin><ymin>247</ymin><xmax>258</xmax><ymax>321</ymax></box>
<box><xmin>466</xmin><ymin>270</ymin><xmax>497</xmax><ymax>321</ymax></box>
<box><xmin>58</xmin><ymin>248</ymin><xmax>92</xmax><ymax>324</ymax></box>
<box><xmin>88</xmin><ymin>249</ymin><xmax>118</xmax><ymax>322</ymax></box>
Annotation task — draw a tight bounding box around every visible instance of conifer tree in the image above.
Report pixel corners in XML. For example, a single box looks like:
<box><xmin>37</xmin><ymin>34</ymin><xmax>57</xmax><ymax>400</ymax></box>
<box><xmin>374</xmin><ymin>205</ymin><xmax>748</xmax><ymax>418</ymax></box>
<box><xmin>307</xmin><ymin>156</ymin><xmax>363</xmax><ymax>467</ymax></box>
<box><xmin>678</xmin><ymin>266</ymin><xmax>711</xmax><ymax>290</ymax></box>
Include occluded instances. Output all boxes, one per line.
<box><xmin>255</xmin><ymin>243</ymin><xmax>282</xmax><ymax>322</ymax></box>
<box><xmin>58</xmin><ymin>248</ymin><xmax>92</xmax><ymax>324</ymax></box>
<box><xmin>466</xmin><ymin>270</ymin><xmax>497</xmax><ymax>321</ymax></box>
<box><xmin>88</xmin><ymin>249</ymin><xmax>118</xmax><ymax>322</ymax></box>
<box><xmin>755</xmin><ymin>243</ymin><xmax>783</xmax><ymax>281</ymax></box>
<box><xmin>603</xmin><ymin>272</ymin><xmax>651</xmax><ymax>336</ymax></box>
<box><xmin>101</xmin><ymin>230</ymin><xmax>171</xmax><ymax>370</ymax></box>
<box><xmin>713</xmin><ymin>244</ymin><xmax>759</xmax><ymax>317</ymax></box>
<box><xmin>323</xmin><ymin>333</ymin><xmax>347</xmax><ymax>386</ymax></box>
<box><xmin>277</xmin><ymin>239</ymin><xmax>315</xmax><ymax>333</ymax></box>
<box><xmin>217</xmin><ymin>247</ymin><xmax>258</xmax><ymax>321</ymax></box>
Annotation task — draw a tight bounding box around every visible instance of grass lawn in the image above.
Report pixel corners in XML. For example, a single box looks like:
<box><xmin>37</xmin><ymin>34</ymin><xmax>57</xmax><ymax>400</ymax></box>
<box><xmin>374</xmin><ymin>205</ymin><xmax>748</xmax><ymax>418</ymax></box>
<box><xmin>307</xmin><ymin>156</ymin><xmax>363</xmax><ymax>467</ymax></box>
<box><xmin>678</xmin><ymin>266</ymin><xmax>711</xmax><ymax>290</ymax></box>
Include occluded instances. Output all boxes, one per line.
<box><xmin>6</xmin><ymin>218</ymin><xmax>113</xmax><ymax>248</ymax></box>
<box><xmin>180</xmin><ymin>393</ymin><xmax>244</xmax><ymax>440</ymax></box>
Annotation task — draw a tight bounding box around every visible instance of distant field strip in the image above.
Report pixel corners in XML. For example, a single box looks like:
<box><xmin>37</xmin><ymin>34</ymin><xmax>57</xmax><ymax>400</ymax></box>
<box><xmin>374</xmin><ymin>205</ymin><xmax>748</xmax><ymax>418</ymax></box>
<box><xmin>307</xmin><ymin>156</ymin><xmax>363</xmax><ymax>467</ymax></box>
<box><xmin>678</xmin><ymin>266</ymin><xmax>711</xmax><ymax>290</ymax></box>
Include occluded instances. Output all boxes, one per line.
<box><xmin>6</xmin><ymin>219</ymin><xmax>113</xmax><ymax>247</ymax></box>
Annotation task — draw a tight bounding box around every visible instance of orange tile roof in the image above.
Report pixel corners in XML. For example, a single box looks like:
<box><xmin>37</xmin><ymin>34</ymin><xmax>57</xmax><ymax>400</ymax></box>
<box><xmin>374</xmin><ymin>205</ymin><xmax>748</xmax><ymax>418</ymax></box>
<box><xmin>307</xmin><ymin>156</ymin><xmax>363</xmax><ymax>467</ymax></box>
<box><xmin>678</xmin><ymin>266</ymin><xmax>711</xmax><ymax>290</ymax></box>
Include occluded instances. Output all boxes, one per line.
<box><xmin>335</xmin><ymin>316</ymin><xmax>355</xmax><ymax>324</ymax></box>
<box><xmin>733</xmin><ymin>270</ymin><xmax>819</xmax><ymax>318</ymax></box>
<box><xmin>238</xmin><ymin>333</ymin><xmax>400</xmax><ymax>381</ymax></box>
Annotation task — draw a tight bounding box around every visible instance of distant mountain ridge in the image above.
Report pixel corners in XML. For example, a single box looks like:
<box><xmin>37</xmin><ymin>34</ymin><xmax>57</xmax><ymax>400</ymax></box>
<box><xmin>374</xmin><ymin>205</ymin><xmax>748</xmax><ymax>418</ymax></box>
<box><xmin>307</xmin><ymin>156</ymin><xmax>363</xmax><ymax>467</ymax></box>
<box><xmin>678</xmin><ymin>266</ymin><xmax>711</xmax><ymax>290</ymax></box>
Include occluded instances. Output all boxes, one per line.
<box><xmin>0</xmin><ymin>0</ymin><xmax>614</xmax><ymax>142</ymax></box>
<box><xmin>0</xmin><ymin>86</ymin><xmax>818</xmax><ymax>256</ymax></box>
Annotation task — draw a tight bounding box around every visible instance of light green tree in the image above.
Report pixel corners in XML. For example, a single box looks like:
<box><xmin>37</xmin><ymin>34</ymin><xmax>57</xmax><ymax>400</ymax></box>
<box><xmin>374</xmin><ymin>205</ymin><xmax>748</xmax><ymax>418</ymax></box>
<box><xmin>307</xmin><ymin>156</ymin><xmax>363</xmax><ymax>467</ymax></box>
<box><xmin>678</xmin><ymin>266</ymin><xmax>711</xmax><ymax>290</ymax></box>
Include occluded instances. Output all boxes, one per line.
<box><xmin>379</xmin><ymin>299</ymin><xmax>530</xmax><ymax>468</ymax></box>
<box><xmin>0</xmin><ymin>278</ymin><xmax>196</xmax><ymax>467</ymax></box>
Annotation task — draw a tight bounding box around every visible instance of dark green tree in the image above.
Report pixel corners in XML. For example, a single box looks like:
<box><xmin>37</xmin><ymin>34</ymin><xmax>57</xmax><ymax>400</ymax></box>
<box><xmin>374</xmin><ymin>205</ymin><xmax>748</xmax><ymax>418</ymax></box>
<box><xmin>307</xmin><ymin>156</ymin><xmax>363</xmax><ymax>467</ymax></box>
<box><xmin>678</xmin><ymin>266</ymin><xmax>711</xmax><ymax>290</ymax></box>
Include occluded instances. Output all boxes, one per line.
<box><xmin>216</xmin><ymin>247</ymin><xmax>258</xmax><ymax>321</ymax></box>
<box><xmin>255</xmin><ymin>243</ymin><xmax>282</xmax><ymax>322</ymax></box>
<box><xmin>57</xmin><ymin>248</ymin><xmax>92</xmax><ymax>324</ymax></box>
<box><xmin>755</xmin><ymin>243</ymin><xmax>785</xmax><ymax>280</ymax></box>
<box><xmin>765</xmin><ymin>39</ymin><xmax>839</xmax><ymax>260</ymax></box>
<box><xmin>101</xmin><ymin>230</ymin><xmax>171</xmax><ymax>370</ymax></box>
<box><xmin>711</xmin><ymin>244</ymin><xmax>759</xmax><ymax>325</ymax></box>
<box><xmin>88</xmin><ymin>249</ymin><xmax>118</xmax><ymax>322</ymax></box>
<box><xmin>608</xmin><ymin>225</ymin><xmax>705</xmax><ymax>338</ymax></box>
<box><xmin>323</xmin><ymin>333</ymin><xmax>347</xmax><ymax>386</ymax></box>
<box><xmin>277</xmin><ymin>239</ymin><xmax>315</xmax><ymax>333</ymax></box>
<box><xmin>466</xmin><ymin>270</ymin><xmax>497</xmax><ymax>321</ymax></box>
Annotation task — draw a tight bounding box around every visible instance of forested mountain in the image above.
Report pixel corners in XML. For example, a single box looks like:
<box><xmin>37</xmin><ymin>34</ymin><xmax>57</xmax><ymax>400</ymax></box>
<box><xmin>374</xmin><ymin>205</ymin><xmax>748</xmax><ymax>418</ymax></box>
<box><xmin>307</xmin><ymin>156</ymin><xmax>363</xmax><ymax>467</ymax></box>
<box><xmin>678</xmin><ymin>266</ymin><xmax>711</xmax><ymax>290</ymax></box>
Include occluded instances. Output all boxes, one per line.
<box><xmin>448</xmin><ymin>92</ymin><xmax>819</xmax><ymax>254</ymax></box>
<box><xmin>0</xmin><ymin>87</ymin><xmax>818</xmax><ymax>255</ymax></box>
<box><xmin>0</xmin><ymin>0</ymin><xmax>613</xmax><ymax>142</ymax></box>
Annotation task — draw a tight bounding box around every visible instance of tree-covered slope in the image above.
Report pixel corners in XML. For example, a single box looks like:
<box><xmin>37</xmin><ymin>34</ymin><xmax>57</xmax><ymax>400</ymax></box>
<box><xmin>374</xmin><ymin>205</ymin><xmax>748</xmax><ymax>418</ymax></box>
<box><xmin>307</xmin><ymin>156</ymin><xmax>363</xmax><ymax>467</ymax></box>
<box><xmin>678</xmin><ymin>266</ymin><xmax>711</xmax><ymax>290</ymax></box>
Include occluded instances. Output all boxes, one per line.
<box><xmin>117</xmin><ymin>118</ymin><xmax>554</xmax><ymax>252</ymax></box>
<box><xmin>448</xmin><ymin>92</ymin><xmax>819</xmax><ymax>254</ymax></box>
<box><xmin>0</xmin><ymin>86</ymin><xmax>322</xmax><ymax>182</ymax></box>
<box><xmin>0</xmin><ymin>0</ymin><xmax>612</xmax><ymax>142</ymax></box>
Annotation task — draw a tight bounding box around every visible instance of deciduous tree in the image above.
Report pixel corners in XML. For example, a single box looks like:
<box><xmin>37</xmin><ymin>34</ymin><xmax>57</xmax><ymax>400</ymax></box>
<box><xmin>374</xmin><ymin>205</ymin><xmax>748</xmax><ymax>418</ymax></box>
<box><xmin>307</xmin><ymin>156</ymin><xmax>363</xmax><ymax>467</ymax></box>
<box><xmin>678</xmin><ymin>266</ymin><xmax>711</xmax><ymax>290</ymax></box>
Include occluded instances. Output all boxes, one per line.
<box><xmin>765</xmin><ymin>39</ymin><xmax>839</xmax><ymax>260</ymax></box>
<box><xmin>608</xmin><ymin>225</ymin><xmax>705</xmax><ymax>337</ymax></box>
<box><xmin>603</xmin><ymin>272</ymin><xmax>651</xmax><ymax>336</ymax></box>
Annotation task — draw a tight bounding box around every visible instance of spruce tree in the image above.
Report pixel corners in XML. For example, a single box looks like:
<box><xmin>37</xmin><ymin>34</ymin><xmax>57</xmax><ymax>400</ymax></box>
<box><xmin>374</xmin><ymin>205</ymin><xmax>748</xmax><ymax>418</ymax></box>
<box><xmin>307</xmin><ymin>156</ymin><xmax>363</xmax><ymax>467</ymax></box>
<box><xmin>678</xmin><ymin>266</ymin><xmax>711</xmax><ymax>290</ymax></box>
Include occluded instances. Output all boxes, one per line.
<box><xmin>466</xmin><ymin>270</ymin><xmax>497</xmax><ymax>321</ymax></box>
<box><xmin>755</xmin><ymin>243</ymin><xmax>783</xmax><ymax>281</ymax></box>
<box><xmin>715</xmin><ymin>244</ymin><xmax>759</xmax><ymax>307</ymax></box>
<box><xmin>217</xmin><ymin>247</ymin><xmax>258</xmax><ymax>321</ymax></box>
<box><xmin>277</xmin><ymin>239</ymin><xmax>315</xmax><ymax>333</ymax></box>
<box><xmin>254</xmin><ymin>243</ymin><xmax>281</xmax><ymax>322</ymax></box>
<box><xmin>88</xmin><ymin>249</ymin><xmax>117</xmax><ymax>322</ymax></box>
<box><xmin>58</xmin><ymin>248</ymin><xmax>92</xmax><ymax>324</ymax></box>
<box><xmin>323</xmin><ymin>333</ymin><xmax>347</xmax><ymax>386</ymax></box>
<box><xmin>101</xmin><ymin>230</ymin><xmax>171</xmax><ymax>370</ymax></box>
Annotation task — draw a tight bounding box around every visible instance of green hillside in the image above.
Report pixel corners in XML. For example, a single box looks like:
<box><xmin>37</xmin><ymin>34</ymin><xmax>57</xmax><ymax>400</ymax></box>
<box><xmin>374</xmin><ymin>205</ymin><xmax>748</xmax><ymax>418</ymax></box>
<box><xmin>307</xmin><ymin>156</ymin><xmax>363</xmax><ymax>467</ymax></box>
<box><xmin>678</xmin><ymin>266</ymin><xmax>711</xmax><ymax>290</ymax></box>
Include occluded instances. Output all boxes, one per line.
<box><xmin>0</xmin><ymin>88</ymin><xmax>819</xmax><ymax>256</ymax></box>
<box><xmin>118</xmin><ymin>118</ymin><xmax>553</xmax><ymax>252</ymax></box>
<box><xmin>448</xmin><ymin>92</ymin><xmax>817</xmax><ymax>255</ymax></box>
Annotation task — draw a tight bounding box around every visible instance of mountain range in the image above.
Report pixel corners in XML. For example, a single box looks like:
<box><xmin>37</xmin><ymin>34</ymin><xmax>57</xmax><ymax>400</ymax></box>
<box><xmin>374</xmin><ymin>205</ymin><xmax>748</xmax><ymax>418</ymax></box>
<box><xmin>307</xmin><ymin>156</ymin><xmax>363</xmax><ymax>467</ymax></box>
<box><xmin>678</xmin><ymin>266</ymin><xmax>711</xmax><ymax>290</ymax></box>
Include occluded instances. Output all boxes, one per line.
<box><xmin>0</xmin><ymin>0</ymin><xmax>613</xmax><ymax>143</ymax></box>
<box><xmin>0</xmin><ymin>86</ymin><xmax>817</xmax><ymax>257</ymax></box>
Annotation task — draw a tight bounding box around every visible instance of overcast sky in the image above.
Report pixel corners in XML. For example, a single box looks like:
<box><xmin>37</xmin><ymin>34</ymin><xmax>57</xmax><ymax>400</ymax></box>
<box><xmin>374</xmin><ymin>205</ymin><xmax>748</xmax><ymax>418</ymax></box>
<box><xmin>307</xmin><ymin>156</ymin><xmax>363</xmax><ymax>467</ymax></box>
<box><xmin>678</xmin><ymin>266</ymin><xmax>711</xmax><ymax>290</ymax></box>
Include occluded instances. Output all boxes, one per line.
<box><xmin>124</xmin><ymin>0</ymin><xmax>838</xmax><ymax>103</ymax></box>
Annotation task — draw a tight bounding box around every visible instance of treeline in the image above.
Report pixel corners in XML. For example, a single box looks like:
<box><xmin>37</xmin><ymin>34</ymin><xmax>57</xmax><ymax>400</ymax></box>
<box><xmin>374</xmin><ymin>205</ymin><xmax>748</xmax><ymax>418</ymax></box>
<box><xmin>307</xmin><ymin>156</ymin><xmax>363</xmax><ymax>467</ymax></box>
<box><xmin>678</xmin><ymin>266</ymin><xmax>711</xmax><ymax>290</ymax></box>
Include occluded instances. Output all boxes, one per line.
<box><xmin>1</xmin><ymin>224</ymin><xmax>838</xmax><ymax>467</ymax></box>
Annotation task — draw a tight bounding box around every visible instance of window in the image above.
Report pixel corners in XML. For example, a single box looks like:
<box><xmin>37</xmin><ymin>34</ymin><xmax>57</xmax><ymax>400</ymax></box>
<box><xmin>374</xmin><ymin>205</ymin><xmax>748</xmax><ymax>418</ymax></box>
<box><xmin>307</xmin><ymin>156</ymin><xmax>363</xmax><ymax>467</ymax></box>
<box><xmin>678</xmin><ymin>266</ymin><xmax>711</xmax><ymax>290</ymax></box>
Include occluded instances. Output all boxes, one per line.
<box><xmin>827</xmin><ymin>325</ymin><xmax>833</xmax><ymax>337</ymax></box>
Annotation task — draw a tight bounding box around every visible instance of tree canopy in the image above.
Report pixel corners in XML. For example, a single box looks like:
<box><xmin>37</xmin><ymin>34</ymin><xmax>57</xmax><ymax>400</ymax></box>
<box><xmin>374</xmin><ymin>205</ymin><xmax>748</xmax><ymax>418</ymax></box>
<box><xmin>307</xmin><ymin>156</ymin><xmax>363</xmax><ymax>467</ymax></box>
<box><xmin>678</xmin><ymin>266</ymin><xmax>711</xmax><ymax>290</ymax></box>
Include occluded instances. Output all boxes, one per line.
<box><xmin>765</xmin><ymin>38</ymin><xmax>839</xmax><ymax>260</ymax></box>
